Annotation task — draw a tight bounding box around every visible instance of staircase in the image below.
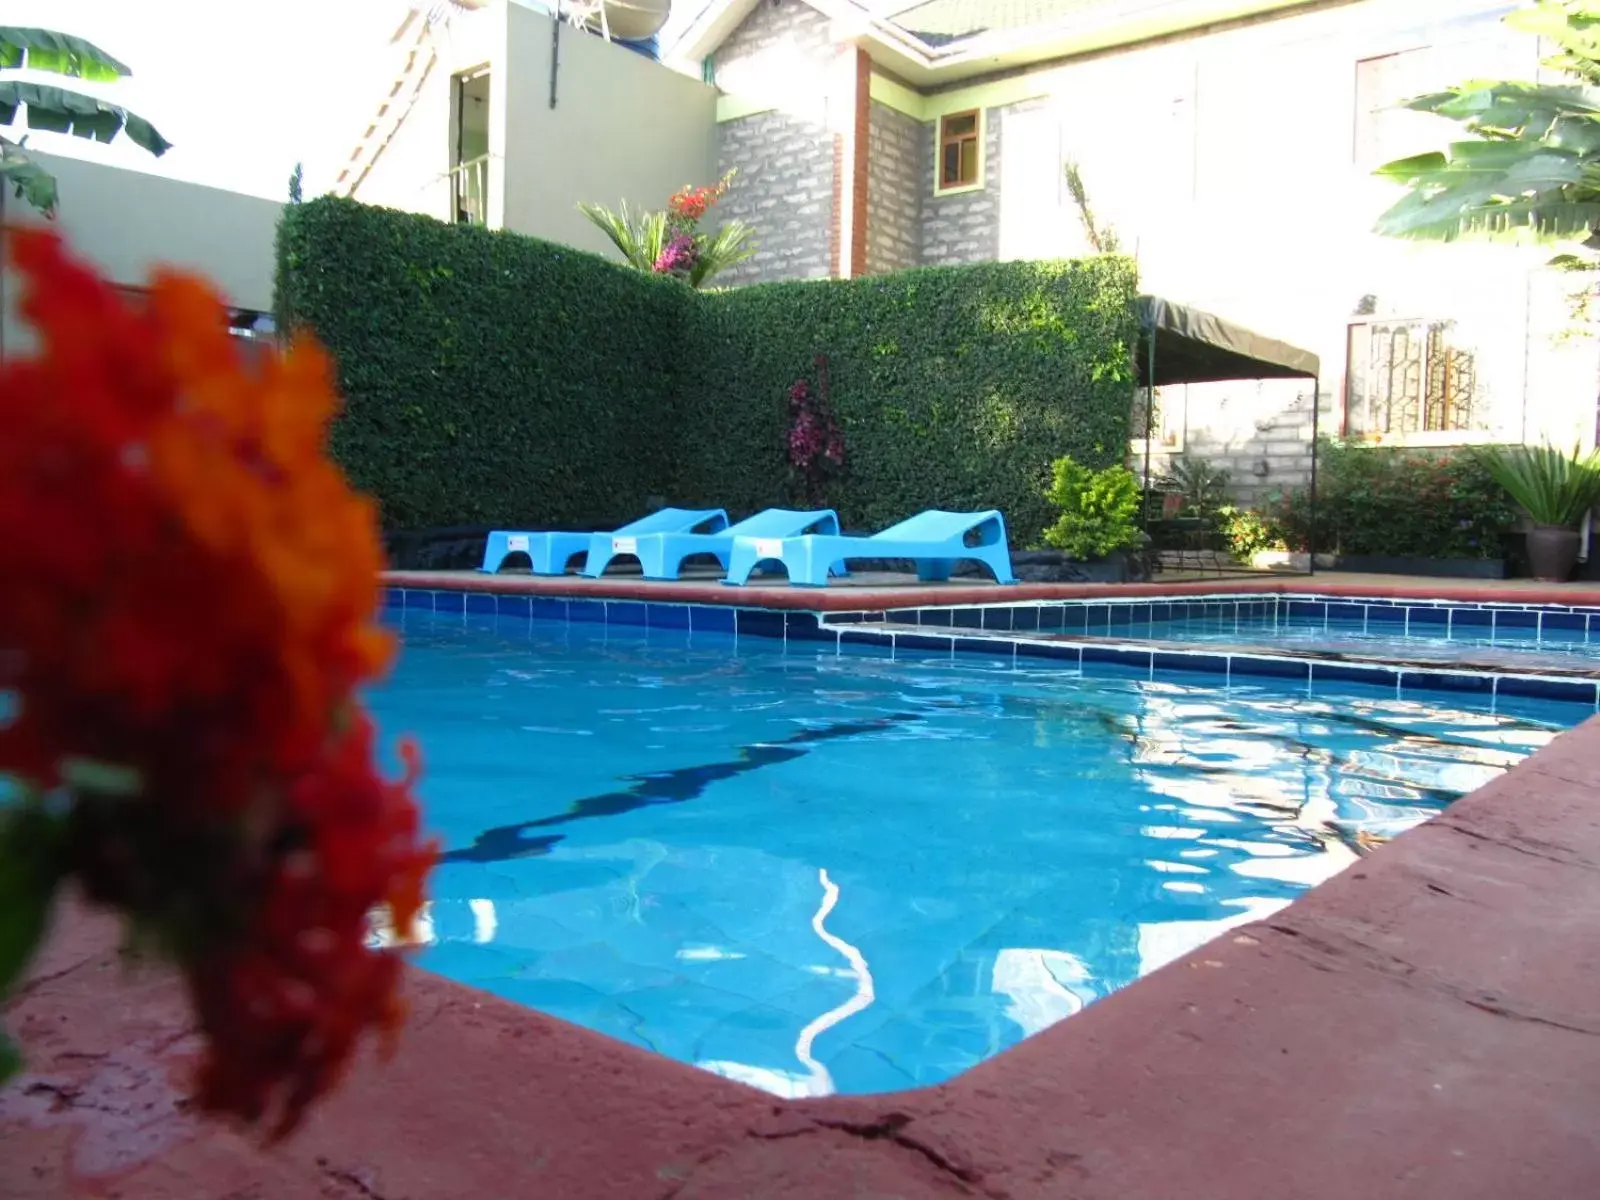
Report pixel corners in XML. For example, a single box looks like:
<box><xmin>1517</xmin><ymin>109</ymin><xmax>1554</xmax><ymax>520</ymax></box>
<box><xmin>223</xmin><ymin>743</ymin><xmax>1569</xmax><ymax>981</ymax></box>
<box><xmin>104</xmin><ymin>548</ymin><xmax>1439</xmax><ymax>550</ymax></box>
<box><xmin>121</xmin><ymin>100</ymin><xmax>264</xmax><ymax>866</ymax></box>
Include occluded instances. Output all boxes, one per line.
<box><xmin>333</xmin><ymin>8</ymin><xmax>442</xmax><ymax>199</ymax></box>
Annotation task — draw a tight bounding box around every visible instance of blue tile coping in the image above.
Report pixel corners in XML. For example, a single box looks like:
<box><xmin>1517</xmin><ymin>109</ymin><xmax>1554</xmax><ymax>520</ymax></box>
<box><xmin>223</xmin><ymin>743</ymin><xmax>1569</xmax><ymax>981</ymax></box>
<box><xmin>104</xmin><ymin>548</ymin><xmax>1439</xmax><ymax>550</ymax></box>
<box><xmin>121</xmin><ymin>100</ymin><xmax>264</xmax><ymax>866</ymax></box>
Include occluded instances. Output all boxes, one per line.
<box><xmin>384</xmin><ymin>587</ymin><xmax>1600</xmax><ymax>710</ymax></box>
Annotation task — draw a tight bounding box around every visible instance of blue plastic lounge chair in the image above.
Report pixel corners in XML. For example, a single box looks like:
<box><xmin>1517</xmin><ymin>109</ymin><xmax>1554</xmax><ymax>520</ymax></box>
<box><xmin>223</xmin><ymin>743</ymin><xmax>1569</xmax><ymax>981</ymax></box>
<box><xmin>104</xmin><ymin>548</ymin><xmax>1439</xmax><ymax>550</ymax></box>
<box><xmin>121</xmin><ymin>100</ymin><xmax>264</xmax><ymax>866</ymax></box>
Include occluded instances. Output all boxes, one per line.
<box><xmin>480</xmin><ymin>508</ymin><xmax>728</xmax><ymax>576</ymax></box>
<box><xmin>582</xmin><ymin>507</ymin><xmax>840</xmax><ymax>580</ymax></box>
<box><xmin>721</xmin><ymin>509</ymin><xmax>1018</xmax><ymax>588</ymax></box>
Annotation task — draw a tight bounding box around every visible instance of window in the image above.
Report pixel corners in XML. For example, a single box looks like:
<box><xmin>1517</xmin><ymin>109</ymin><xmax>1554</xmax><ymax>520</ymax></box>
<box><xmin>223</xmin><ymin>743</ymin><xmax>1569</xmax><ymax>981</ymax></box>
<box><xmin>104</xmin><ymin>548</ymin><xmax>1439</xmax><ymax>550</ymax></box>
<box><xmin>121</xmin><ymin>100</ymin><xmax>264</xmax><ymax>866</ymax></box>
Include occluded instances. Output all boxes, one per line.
<box><xmin>1131</xmin><ymin>386</ymin><xmax>1184</xmax><ymax>452</ymax></box>
<box><xmin>112</xmin><ymin>285</ymin><xmax>277</xmax><ymax>368</ymax></box>
<box><xmin>452</xmin><ymin>67</ymin><xmax>491</xmax><ymax>226</ymax></box>
<box><xmin>1345</xmin><ymin>317</ymin><xmax>1486</xmax><ymax>438</ymax></box>
<box><xmin>1354</xmin><ymin>16</ymin><xmax>1531</xmax><ymax>169</ymax></box>
<box><xmin>937</xmin><ymin>109</ymin><xmax>982</xmax><ymax>192</ymax></box>
<box><xmin>1354</xmin><ymin>48</ymin><xmax>1435</xmax><ymax>168</ymax></box>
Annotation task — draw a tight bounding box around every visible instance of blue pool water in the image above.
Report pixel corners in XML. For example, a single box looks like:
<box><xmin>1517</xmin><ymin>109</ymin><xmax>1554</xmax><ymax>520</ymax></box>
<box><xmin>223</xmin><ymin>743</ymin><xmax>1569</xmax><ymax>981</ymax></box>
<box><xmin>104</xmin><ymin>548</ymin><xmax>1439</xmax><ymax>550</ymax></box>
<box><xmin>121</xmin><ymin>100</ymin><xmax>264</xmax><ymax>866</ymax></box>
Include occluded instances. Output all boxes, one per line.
<box><xmin>1137</xmin><ymin>608</ymin><xmax>1600</xmax><ymax>662</ymax></box>
<box><xmin>370</xmin><ymin>607</ymin><xmax>1581</xmax><ymax>1096</ymax></box>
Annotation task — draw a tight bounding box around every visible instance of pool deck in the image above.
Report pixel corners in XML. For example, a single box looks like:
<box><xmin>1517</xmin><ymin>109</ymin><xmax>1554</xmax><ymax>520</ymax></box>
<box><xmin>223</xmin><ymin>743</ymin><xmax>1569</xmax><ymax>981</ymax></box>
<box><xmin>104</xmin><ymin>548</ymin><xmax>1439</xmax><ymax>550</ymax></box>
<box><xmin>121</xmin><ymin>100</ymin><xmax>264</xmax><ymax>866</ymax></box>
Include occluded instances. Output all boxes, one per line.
<box><xmin>388</xmin><ymin>567</ymin><xmax>1600</xmax><ymax>610</ymax></box>
<box><xmin>5</xmin><ymin>720</ymin><xmax>1600</xmax><ymax>1195</ymax></box>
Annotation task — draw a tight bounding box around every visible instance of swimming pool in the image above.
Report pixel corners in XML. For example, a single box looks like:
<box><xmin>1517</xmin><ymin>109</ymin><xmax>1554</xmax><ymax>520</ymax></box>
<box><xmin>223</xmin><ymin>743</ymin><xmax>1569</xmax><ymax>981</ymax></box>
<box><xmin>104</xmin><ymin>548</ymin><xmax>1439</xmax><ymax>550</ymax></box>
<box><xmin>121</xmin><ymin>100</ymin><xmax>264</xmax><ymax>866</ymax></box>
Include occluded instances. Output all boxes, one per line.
<box><xmin>862</xmin><ymin>593</ymin><xmax>1600</xmax><ymax>659</ymax></box>
<box><xmin>371</xmin><ymin>600</ymin><xmax>1583</xmax><ymax>1097</ymax></box>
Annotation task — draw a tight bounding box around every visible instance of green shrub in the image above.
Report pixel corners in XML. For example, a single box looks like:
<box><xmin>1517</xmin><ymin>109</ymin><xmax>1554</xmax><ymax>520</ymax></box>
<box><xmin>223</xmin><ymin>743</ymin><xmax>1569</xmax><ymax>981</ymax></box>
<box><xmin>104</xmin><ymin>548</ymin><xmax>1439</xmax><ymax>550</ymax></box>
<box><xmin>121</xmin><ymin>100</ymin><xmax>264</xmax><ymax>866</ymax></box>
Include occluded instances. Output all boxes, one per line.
<box><xmin>1219</xmin><ymin>506</ymin><xmax>1283</xmax><ymax>560</ymax></box>
<box><xmin>1266</xmin><ymin>440</ymin><xmax>1518</xmax><ymax>560</ymax></box>
<box><xmin>276</xmin><ymin>198</ymin><xmax>1140</xmax><ymax>533</ymax></box>
<box><xmin>275</xmin><ymin>197</ymin><xmax>690</xmax><ymax>530</ymax></box>
<box><xmin>1158</xmin><ymin>455</ymin><xmax>1232</xmax><ymax>521</ymax></box>
<box><xmin>1040</xmin><ymin>455</ymin><xmax>1144</xmax><ymax>560</ymax></box>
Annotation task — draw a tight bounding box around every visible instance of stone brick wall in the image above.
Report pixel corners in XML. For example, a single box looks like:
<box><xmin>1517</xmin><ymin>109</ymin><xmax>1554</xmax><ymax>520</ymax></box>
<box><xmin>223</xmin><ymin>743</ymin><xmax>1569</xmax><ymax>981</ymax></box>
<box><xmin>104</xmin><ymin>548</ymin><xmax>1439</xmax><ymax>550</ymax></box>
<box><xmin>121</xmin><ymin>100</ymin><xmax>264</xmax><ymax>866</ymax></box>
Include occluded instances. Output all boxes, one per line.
<box><xmin>710</xmin><ymin>0</ymin><xmax>836</xmax><ymax>285</ymax></box>
<box><xmin>920</xmin><ymin>105</ymin><xmax>1002</xmax><ymax>267</ymax></box>
<box><xmin>1138</xmin><ymin>379</ymin><xmax>1330</xmax><ymax>509</ymax></box>
<box><xmin>866</xmin><ymin>100</ymin><xmax>923</xmax><ymax>275</ymax></box>
<box><xmin>715</xmin><ymin>112</ymin><xmax>834</xmax><ymax>284</ymax></box>
<box><xmin>711</xmin><ymin>0</ymin><xmax>833</xmax><ymax>97</ymax></box>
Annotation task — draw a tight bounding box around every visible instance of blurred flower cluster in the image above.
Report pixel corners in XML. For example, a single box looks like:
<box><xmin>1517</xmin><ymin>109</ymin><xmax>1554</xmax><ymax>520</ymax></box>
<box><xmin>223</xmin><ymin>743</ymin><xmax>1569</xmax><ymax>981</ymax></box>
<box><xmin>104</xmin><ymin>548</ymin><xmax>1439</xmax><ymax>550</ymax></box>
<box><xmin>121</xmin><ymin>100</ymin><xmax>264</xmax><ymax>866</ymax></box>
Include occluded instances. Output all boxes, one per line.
<box><xmin>0</xmin><ymin>228</ymin><xmax>435</xmax><ymax>1140</ymax></box>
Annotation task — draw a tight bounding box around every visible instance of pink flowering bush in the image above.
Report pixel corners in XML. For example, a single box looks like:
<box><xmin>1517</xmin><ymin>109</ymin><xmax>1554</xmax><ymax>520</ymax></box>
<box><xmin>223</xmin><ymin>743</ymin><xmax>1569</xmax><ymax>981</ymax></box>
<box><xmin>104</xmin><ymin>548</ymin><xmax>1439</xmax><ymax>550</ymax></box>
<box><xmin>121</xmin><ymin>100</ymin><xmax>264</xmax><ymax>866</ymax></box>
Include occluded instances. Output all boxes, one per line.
<box><xmin>788</xmin><ymin>355</ymin><xmax>845</xmax><ymax>503</ymax></box>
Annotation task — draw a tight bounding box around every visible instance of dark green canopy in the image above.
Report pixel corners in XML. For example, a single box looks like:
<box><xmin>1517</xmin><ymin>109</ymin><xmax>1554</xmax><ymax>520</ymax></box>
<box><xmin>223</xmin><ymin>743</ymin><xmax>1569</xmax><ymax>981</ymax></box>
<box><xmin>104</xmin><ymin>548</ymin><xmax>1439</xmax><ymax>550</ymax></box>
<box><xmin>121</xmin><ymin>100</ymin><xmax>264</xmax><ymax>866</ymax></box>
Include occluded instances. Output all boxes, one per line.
<box><xmin>1136</xmin><ymin>295</ymin><xmax>1320</xmax><ymax>387</ymax></box>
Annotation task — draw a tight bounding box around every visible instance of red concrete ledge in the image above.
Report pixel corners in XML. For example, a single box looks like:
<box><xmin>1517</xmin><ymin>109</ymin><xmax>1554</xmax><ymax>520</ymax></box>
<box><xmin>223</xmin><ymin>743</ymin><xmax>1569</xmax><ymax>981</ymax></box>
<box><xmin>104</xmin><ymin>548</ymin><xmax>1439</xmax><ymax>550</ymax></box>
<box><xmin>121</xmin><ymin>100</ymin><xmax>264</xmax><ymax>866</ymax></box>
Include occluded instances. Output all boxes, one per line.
<box><xmin>6</xmin><ymin>721</ymin><xmax>1600</xmax><ymax>1196</ymax></box>
<box><xmin>385</xmin><ymin>568</ymin><xmax>1600</xmax><ymax>611</ymax></box>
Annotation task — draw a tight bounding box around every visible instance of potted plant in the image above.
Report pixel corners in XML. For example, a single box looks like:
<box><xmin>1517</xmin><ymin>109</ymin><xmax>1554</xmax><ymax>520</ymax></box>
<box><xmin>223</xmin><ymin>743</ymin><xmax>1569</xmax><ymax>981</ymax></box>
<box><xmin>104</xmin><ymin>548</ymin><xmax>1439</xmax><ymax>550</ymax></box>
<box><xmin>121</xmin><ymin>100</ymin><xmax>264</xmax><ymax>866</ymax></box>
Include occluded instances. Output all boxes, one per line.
<box><xmin>1473</xmin><ymin>443</ymin><xmax>1600</xmax><ymax>582</ymax></box>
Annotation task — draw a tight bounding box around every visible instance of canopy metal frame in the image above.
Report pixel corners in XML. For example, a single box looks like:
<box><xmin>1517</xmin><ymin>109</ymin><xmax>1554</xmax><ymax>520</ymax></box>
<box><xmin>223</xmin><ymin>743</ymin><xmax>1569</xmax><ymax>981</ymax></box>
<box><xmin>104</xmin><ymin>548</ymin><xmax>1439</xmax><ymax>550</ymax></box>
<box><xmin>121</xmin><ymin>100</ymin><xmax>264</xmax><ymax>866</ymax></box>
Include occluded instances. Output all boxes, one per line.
<box><xmin>1135</xmin><ymin>296</ymin><xmax>1323</xmax><ymax>578</ymax></box>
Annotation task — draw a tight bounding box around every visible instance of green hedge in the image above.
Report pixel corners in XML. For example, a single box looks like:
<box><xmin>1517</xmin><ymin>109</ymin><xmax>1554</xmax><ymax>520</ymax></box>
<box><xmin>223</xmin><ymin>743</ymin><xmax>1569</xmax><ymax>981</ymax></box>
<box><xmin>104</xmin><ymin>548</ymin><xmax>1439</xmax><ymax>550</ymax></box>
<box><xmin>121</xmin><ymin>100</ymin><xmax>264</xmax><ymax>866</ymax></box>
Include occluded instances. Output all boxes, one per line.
<box><xmin>683</xmin><ymin>259</ymin><xmax>1138</xmax><ymax>537</ymax></box>
<box><xmin>276</xmin><ymin>198</ymin><xmax>1139</xmax><ymax>539</ymax></box>
<box><xmin>275</xmin><ymin>198</ymin><xmax>688</xmax><ymax>529</ymax></box>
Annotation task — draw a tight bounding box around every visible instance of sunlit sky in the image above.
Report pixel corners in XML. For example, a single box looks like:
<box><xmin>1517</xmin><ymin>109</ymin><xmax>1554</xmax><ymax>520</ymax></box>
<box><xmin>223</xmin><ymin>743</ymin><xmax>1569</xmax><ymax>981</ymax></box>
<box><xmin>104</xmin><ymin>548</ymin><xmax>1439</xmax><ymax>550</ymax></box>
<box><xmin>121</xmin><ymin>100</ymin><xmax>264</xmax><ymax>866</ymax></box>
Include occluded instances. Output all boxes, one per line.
<box><xmin>9</xmin><ymin>1</ymin><xmax>706</xmax><ymax>200</ymax></box>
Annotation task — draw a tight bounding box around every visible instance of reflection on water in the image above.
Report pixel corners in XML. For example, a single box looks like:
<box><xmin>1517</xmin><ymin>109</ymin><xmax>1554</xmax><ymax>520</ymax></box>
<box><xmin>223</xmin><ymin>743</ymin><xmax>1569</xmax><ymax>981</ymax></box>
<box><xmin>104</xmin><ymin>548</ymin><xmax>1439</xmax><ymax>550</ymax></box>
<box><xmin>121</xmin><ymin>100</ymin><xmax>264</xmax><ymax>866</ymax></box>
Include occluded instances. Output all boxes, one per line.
<box><xmin>368</xmin><ymin>610</ymin><xmax>1578</xmax><ymax>1095</ymax></box>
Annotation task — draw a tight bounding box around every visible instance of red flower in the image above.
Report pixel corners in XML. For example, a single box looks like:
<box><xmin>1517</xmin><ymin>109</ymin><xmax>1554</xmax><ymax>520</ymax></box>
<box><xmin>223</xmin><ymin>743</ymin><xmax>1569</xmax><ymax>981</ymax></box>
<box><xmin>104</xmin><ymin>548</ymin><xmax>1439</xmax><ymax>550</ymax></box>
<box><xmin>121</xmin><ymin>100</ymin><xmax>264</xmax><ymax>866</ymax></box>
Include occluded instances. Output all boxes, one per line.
<box><xmin>0</xmin><ymin>228</ymin><xmax>436</xmax><ymax>1140</ymax></box>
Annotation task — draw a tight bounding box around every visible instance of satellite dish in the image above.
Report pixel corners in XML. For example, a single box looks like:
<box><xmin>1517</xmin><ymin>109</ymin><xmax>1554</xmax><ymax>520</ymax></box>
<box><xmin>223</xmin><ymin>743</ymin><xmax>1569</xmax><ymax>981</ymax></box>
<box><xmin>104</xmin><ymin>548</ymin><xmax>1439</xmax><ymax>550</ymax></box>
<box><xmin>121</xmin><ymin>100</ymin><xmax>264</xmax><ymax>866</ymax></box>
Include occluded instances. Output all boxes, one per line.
<box><xmin>578</xmin><ymin>0</ymin><xmax>672</xmax><ymax>42</ymax></box>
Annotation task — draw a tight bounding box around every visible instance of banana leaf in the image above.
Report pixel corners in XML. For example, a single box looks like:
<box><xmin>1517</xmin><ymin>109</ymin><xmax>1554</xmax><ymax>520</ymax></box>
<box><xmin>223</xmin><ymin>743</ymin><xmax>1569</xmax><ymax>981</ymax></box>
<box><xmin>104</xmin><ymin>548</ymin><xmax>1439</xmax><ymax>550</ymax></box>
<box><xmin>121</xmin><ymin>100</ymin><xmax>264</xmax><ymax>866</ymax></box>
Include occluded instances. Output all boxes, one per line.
<box><xmin>0</xmin><ymin>27</ymin><xmax>131</xmax><ymax>81</ymax></box>
<box><xmin>0</xmin><ymin>80</ymin><xmax>169</xmax><ymax>155</ymax></box>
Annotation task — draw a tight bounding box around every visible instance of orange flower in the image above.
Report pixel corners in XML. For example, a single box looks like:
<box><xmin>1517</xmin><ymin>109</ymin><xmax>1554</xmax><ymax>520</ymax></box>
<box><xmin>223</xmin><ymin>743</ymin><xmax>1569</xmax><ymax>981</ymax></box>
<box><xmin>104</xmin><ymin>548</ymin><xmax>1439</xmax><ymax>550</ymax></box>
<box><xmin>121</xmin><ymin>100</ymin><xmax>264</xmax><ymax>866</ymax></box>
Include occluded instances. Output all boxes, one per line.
<box><xmin>0</xmin><ymin>227</ymin><xmax>435</xmax><ymax>1139</ymax></box>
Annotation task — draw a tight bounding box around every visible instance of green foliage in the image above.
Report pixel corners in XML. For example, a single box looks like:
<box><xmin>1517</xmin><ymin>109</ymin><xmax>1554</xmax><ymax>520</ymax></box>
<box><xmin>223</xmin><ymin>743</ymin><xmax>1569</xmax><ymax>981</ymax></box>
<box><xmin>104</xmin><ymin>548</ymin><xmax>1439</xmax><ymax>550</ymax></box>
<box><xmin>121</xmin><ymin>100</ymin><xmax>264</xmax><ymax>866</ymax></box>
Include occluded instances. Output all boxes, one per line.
<box><xmin>1063</xmin><ymin>160</ymin><xmax>1120</xmax><ymax>254</ymax></box>
<box><xmin>577</xmin><ymin>173</ymin><xmax>756</xmax><ymax>289</ymax></box>
<box><xmin>677</xmin><ymin>258</ymin><xmax>1138</xmax><ymax>535</ymax></box>
<box><xmin>577</xmin><ymin>199</ymin><xmax>756</xmax><ymax>287</ymax></box>
<box><xmin>0</xmin><ymin>797</ymin><xmax>66</xmax><ymax>1086</ymax></box>
<box><xmin>276</xmin><ymin>197</ymin><xmax>689</xmax><ymax>530</ymax></box>
<box><xmin>1471</xmin><ymin>441</ymin><xmax>1600</xmax><ymax>526</ymax></box>
<box><xmin>1373</xmin><ymin>3</ymin><xmax>1600</xmax><ymax>267</ymax></box>
<box><xmin>1040</xmin><ymin>455</ymin><xmax>1144</xmax><ymax>560</ymax></box>
<box><xmin>576</xmin><ymin>198</ymin><xmax>664</xmax><ymax>271</ymax></box>
<box><xmin>0</xmin><ymin>28</ymin><xmax>170</xmax><ymax>217</ymax></box>
<box><xmin>1158</xmin><ymin>455</ymin><xmax>1232</xmax><ymax>521</ymax></box>
<box><xmin>1219</xmin><ymin>505</ymin><xmax>1288</xmax><ymax>561</ymax></box>
<box><xmin>276</xmin><ymin>199</ymin><xmax>1139</xmax><ymax>534</ymax></box>
<box><xmin>1274</xmin><ymin>440</ymin><xmax>1519</xmax><ymax>559</ymax></box>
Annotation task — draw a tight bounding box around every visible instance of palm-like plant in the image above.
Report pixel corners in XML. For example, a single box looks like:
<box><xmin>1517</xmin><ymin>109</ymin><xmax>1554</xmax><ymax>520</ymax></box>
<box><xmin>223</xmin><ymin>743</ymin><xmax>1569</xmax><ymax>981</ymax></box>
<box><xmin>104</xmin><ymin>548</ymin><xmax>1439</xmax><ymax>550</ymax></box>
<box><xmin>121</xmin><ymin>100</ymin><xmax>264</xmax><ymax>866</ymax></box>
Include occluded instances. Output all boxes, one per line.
<box><xmin>0</xmin><ymin>27</ymin><xmax>171</xmax><ymax>216</ymax></box>
<box><xmin>578</xmin><ymin>185</ymin><xmax>756</xmax><ymax>289</ymax></box>
<box><xmin>1373</xmin><ymin>3</ymin><xmax>1600</xmax><ymax>256</ymax></box>
<box><xmin>1474</xmin><ymin>439</ymin><xmax>1600</xmax><ymax>579</ymax></box>
<box><xmin>1471</xmin><ymin>442</ymin><xmax>1600</xmax><ymax>528</ymax></box>
<box><xmin>577</xmin><ymin>199</ymin><xmax>668</xmax><ymax>272</ymax></box>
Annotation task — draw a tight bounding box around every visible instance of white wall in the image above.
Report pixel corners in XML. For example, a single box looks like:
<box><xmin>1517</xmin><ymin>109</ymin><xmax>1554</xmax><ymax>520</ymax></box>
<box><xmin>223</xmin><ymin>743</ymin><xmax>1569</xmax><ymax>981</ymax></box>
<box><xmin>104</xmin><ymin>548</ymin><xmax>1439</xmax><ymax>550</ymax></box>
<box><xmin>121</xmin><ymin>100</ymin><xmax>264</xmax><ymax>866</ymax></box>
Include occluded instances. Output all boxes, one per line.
<box><xmin>978</xmin><ymin>0</ymin><xmax>1600</xmax><ymax>496</ymax></box>
<box><xmin>343</xmin><ymin>3</ymin><xmax>716</xmax><ymax>255</ymax></box>
<box><xmin>350</xmin><ymin>8</ymin><xmax>506</xmax><ymax>224</ymax></box>
<box><xmin>2</xmin><ymin>152</ymin><xmax>282</xmax><ymax>357</ymax></box>
<box><xmin>501</xmin><ymin>2</ymin><xmax>718</xmax><ymax>255</ymax></box>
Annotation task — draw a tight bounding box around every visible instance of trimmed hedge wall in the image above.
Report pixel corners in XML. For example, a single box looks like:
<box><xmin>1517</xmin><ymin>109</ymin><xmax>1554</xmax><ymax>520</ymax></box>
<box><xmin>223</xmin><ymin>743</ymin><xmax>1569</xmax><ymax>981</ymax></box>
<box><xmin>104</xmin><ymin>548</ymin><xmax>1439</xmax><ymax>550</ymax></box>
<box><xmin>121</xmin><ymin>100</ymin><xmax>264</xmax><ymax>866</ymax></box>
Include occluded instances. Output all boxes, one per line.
<box><xmin>683</xmin><ymin>260</ymin><xmax>1138</xmax><ymax>537</ymax></box>
<box><xmin>276</xmin><ymin>198</ymin><xmax>1139</xmax><ymax>540</ymax></box>
<box><xmin>275</xmin><ymin>198</ymin><xmax>687</xmax><ymax>529</ymax></box>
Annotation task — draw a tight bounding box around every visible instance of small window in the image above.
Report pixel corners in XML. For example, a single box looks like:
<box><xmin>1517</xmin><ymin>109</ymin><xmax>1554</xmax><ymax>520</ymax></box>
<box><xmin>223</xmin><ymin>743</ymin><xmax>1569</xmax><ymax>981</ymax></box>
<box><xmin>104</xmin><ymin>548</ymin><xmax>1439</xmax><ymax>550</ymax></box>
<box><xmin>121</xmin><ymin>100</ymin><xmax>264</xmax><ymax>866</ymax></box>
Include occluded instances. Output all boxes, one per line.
<box><xmin>1354</xmin><ymin>49</ymin><xmax>1434</xmax><ymax>168</ymax></box>
<box><xmin>938</xmin><ymin>109</ymin><xmax>982</xmax><ymax>192</ymax></box>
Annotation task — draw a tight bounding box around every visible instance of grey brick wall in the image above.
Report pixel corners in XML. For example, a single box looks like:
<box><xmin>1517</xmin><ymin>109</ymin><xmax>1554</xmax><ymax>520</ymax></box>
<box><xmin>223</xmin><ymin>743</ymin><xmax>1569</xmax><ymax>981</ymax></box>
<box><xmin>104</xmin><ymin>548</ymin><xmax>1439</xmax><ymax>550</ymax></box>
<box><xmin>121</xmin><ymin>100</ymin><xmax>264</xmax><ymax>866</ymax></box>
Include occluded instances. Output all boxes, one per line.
<box><xmin>712</xmin><ymin>0</ymin><xmax>833</xmax><ymax>94</ymax></box>
<box><xmin>711</xmin><ymin>0</ymin><xmax>836</xmax><ymax>285</ymax></box>
<box><xmin>715</xmin><ymin>111</ymin><xmax>834</xmax><ymax>285</ymax></box>
<box><xmin>920</xmin><ymin>105</ymin><xmax>1002</xmax><ymax>266</ymax></box>
<box><xmin>1140</xmin><ymin>381</ymin><xmax>1329</xmax><ymax>510</ymax></box>
<box><xmin>866</xmin><ymin>100</ymin><xmax>923</xmax><ymax>275</ymax></box>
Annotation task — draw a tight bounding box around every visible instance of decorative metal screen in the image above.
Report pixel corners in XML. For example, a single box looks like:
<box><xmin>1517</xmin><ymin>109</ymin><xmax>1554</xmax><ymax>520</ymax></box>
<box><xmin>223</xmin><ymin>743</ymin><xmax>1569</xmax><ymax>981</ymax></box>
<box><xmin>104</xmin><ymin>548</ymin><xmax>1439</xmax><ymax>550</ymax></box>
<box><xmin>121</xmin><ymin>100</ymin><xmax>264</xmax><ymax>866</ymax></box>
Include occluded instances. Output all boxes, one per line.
<box><xmin>1346</xmin><ymin>318</ymin><xmax>1484</xmax><ymax>436</ymax></box>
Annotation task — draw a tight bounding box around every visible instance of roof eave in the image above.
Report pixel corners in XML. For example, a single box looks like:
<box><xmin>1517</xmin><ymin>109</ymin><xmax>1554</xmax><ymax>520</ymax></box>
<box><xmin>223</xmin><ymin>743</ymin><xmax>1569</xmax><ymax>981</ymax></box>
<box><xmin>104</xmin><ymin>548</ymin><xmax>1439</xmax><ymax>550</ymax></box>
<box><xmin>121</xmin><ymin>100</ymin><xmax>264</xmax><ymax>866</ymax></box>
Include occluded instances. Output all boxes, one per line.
<box><xmin>664</xmin><ymin>0</ymin><xmax>764</xmax><ymax>64</ymax></box>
